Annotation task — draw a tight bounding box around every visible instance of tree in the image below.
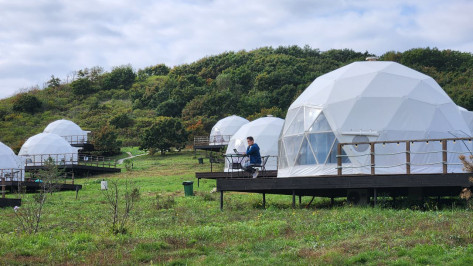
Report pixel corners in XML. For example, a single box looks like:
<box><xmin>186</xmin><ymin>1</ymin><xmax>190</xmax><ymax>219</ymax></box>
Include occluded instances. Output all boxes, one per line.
<box><xmin>155</xmin><ymin>99</ymin><xmax>180</xmax><ymax>117</ymax></box>
<box><xmin>70</xmin><ymin>77</ymin><xmax>94</xmax><ymax>95</ymax></box>
<box><xmin>103</xmin><ymin>179</ymin><xmax>140</xmax><ymax>234</ymax></box>
<box><xmin>110</xmin><ymin>113</ymin><xmax>134</xmax><ymax>128</ymax></box>
<box><xmin>140</xmin><ymin>117</ymin><xmax>188</xmax><ymax>155</ymax></box>
<box><xmin>12</xmin><ymin>94</ymin><xmax>42</xmax><ymax>114</ymax></box>
<box><xmin>14</xmin><ymin>158</ymin><xmax>63</xmax><ymax>234</ymax></box>
<box><xmin>91</xmin><ymin>125</ymin><xmax>122</xmax><ymax>156</ymax></box>
<box><xmin>137</xmin><ymin>64</ymin><xmax>170</xmax><ymax>81</ymax></box>
<box><xmin>47</xmin><ymin>75</ymin><xmax>61</xmax><ymax>88</ymax></box>
<box><xmin>102</xmin><ymin>65</ymin><xmax>136</xmax><ymax>90</ymax></box>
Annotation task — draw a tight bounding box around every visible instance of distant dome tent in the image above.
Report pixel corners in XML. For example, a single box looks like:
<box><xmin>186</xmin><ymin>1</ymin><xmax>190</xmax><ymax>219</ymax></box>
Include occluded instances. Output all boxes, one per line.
<box><xmin>225</xmin><ymin>116</ymin><xmax>284</xmax><ymax>171</ymax></box>
<box><xmin>43</xmin><ymin>119</ymin><xmax>90</xmax><ymax>145</ymax></box>
<box><xmin>278</xmin><ymin>61</ymin><xmax>472</xmax><ymax>177</ymax></box>
<box><xmin>0</xmin><ymin>142</ymin><xmax>24</xmax><ymax>181</ymax></box>
<box><xmin>210</xmin><ymin>115</ymin><xmax>249</xmax><ymax>145</ymax></box>
<box><xmin>19</xmin><ymin>133</ymin><xmax>79</xmax><ymax>166</ymax></box>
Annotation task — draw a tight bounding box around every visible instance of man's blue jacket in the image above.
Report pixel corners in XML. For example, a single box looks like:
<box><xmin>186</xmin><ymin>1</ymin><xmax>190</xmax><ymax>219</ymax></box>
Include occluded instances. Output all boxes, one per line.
<box><xmin>246</xmin><ymin>143</ymin><xmax>262</xmax><ymax>165</ymax></box>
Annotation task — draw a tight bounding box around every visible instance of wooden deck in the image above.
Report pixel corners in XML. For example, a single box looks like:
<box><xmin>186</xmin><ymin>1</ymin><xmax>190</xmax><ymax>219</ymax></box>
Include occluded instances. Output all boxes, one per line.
<box><xmin>4</xmin><ymin>181</ymin><xmax>82</xmax><ymax>192</ymax></box>
<box><xmin>1</xmin><ymin>181</ymin><xmax>83</xmax><ymax>207</ymax></box>
<box><xmin>0</xmin><ymin>198</ymin><xmax>21</xmax><ymax>208</ymax></box>
<box><xmin>193</xmin><ymin>144</ymin><xmax>226</xmax><ymax>152</ymax></box>
<box><xmin>25</xmin><ymin>164</ymin><xmax>121</xmax><ymax>176</ymax></box>
<box><xmin>195</xmin><ymin>171</ymin><xmax>473</xmax><ymax>210</ymax></box>
<box><xmin>195</xmin><ymin>170</ymin><xmax>277</xmax><ymax>186</ymax></box>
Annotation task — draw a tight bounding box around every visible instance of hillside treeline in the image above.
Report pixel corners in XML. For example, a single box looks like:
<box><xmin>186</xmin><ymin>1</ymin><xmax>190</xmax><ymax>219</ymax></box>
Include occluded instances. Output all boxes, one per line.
<box><xmin>1</xmin><ymin>46</ymin><xmax>472</xmax><ymax>151</ymax></box>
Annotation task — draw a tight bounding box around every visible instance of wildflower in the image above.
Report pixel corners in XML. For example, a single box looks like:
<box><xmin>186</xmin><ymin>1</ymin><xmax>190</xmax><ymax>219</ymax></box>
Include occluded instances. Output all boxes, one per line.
<box><xmin>13</xmin><ymin>206</ymin><xmax>20</xmax><ymax>212</ymax></box>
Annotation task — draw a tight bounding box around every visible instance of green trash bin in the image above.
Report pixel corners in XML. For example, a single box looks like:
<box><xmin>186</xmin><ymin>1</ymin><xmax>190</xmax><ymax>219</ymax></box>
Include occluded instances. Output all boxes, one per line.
<box><xmin>183</xmin><ymin>181</ymin><xmax>194</xmax><ymax>196</ymax></box>
<box><xmin>198</xmin><ymin>158</ymin><xmax>204</xmax><ymax>164</ymax></box>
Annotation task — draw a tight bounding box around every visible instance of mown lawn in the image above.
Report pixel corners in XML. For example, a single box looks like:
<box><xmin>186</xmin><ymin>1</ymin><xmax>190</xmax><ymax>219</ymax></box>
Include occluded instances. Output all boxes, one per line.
<box><xmin>1</xmin><ymin>150</ymin><xmax>473</xmax><ymax>265</ymax></box>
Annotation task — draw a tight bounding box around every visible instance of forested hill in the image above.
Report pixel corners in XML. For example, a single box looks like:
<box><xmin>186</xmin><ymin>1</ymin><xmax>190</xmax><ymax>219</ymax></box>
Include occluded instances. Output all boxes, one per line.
<box><xmin>1</xmin><ymin>46</ymin><xmax>473</xmax><ymax>151</ymax></box>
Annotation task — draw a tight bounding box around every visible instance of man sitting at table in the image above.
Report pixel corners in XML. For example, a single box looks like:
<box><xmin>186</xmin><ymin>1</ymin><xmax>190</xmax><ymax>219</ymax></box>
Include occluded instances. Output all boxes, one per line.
<box><xmin>242</xmin><ymin>136</ymin><xmax>261</xmax><ymax>178</ymax></box>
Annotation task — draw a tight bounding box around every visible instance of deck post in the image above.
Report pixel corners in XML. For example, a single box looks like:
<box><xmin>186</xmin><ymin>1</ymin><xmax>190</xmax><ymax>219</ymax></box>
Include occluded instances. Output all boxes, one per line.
<box><xmin>197</xmin><ymin>178</ymin><xmax>200</xmax><ymax>187</ymax></box>
<box><xmin>292</xmin><ymin>190</ymin><xmax>296</xmax><ymax>208</ymax></box>
<box><xmin>263</xmin><ymin>193</ymin><xmax>266</xmax><ymax>209</ymax></box>
<box><xmin>337</xmin><ymin>144</ymin><xmax>342</xmax><ymax>175</ymax></box>
<box><xmin>299</xmin><ymin>195</ymin><xmax>302</xmax><ymax>206</ymax></box>
<box><xmin>371</xmin><ymin>143</ymin><xmax>375</xmax><ymax>175</ymax></box>
<box><xmin>331</xmin><ymin>197</ymin><xmax>334</xmax><ymax>206</ymax></box>
<box><xmin>71</xmin><ymin>172</ymin><xmax>74</xmax><ymax>185</ymax></box>
<box><xmin>373</xmin><ymin>188</ymin><xmax>377</xmax><ymax>207</ymax></box>
<box><xmin>1</xmin><ymin>177</ymin><xmax>5</xmax><ymax>199</ymax></box>
<box><xmin>75</xmin><ymin>186</ymin><xmax>79</xmax><ymax>200</ymax></box>
<box><xmin>442</xmin><ymin>140</ymin><xmax>448</xmax><ymax>174</ymax></box>
<box><xmin>406</xmin><ymin>141</ymin><xmax>411</xmax><ymax>174</ymax></box>
<box><xmin>220</xmin><ymin>191</ymin><xmax>224</xmax><ymax>211</ymax></box>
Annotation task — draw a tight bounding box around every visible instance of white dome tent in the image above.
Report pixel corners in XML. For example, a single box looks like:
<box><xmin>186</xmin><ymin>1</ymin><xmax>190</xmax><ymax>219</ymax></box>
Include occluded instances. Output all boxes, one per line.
<box><xmin>19</xmin><ymin>133</ymin><xmax>79</xmax><ymax>166</ymax></box>
<box><xmin>278</xmin><ymin>61</ymin><xmax>472</xmax><ymax>177</ymax></box>
<box><xmin>225</xmin><ymin>116</ymin><xmax>284</xmax><ymax>171</ymax></box>
<box><xmin>43</xmin><ymin>119</ymin><xmax>90</xmax><ymax>145</ymax></box>
<box><xmin>210</xmin><ymin>115</ymin><xmax>249</xmax><ymax>145</ymax></box>
<box><xmin>459</xmin><ymin>106</ymin><xmax>473</xmax><ymax>134</ymax></box>
<box><xmin>0</xmin><ymin>142</ymin><xmax>24</xmax><ymax>181</ymax></box>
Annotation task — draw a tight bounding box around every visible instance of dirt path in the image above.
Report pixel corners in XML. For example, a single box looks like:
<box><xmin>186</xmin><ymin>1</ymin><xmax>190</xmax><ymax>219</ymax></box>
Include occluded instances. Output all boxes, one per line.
<box><xmin>117</xmin><ymin>151</ymin><xmax>147</xmax><ymax>164</ymax></box>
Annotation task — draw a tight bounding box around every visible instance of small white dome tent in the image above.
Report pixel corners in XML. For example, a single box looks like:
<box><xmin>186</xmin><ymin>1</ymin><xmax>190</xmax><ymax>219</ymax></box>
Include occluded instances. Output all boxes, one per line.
<box><xmin>225</xmin><ymin>116</ymin><xmax>284</xmax><ymax>171</ymax></box>
<box><xmin>0</xmin><ymin>142</ymin><xmax>24</xmax><ymax>181</ymax></box>
<box><xmin>278</xmin><ymin>61</ymin><xmax>472</xmax><ymax>177</ymax></box>
<box><xmin>19</xmin><ymin>133</ymin><xmax>79</xmax><ymax>166</ymax></box>
<box><xmin>210</xmin><ymin>115</ymin><xmax>249</xmax><ymax>145</ymax></box>
<box><xmin>459</xmin><ymin>106</ymin><xmax>473</xmax><ymax>134</ymax></box>
<box><xmin>43</xmin><ymin>119</ymin><xmax>90</xmax><ymax>144</ymax></box>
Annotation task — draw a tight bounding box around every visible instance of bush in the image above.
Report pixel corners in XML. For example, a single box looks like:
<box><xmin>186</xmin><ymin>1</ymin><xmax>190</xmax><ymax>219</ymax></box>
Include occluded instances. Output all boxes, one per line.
<box><xmin>12</xmin><ymin>94</ymin><xmax>42</xmax><ymax>114</ymax></box>
<box><xmin>155</xmin><ymin>194</ymin><xmax>176</xmax><ymax>209</ymax></box>
<box><xmin>102</xmin><ymin>65</ymin><xmax>136</xmax><ymax>90</ymax></box>
<box><xmin>110</xmin><ymin>113</ymin><xmax>134</xmax><ymax>128</ymax></box>
<box><xmin>71</xmin><ymin>78</ymin><xmax>95</xmax><ymax>95</ymax></box>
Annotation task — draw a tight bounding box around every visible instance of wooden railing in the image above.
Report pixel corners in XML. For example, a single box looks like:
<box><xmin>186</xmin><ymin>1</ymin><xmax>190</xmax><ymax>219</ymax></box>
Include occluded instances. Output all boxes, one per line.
<box><xmin>1</xmin><ymin>169</ymin><xmax>24</xmax><ymax>199</ymax></box>
<box><xmin>337</xmin><ymin>137</ymin><xmax>472</xmax><ymax>175</ymax></box>
<box><xmin>194</xmin><ymin>135</ymin><xmax>232</xmax><ymax>146</ymax></box>
<box><xmin>61</xmin><ymin>135</ymin><xmax>89</xmax><ymax>145</ymax></box>
<box><xmin>20</xmin><ymin>153</ymin><xmax>117</xmax><ymax>168</ymax></box>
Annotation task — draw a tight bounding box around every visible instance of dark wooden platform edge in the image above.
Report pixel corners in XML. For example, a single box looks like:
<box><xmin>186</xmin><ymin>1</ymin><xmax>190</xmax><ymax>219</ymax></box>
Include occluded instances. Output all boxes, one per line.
<box><xmin>5</xmin><ymin>181</ymin><xmax>82</xmax><ymax>192</ymax></box>
<box><xmin>0</xmin><ymin>198</ymin><xmax>21</xmax><ymax>208</ymax></box>
<box><xmin>193</xmin><ymin>145</ymin><xmax>225</xmax><ymax>152</ymax></box>
<box><xmin>195</xmin><ymin>170</ymin><xmax>277</xmax><ymax>187</ymax></box>
<box><xmin>214</xmin><ymin>172</ymin><xmax>473</xmax><ymax>210</ymax></box>
<box><xmin>25</xmin><ymin>165</ymin><xmax>121</xmax><ymax>175</ymax></box>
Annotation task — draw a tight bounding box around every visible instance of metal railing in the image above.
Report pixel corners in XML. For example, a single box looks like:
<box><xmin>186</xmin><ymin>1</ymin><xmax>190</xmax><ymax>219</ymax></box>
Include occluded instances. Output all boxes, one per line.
<box><xmin>336</xmin><ymin>137</ymin><xmax>473</xmax><ymax>175</ymax></box>
<box><xmin>20</xmin><ymin>153</ymin><xmax>117</xmax><ymax>168</ymax></box>
<box><xmin>1</xmin><ymin>169</ymin><xmax>24</xmax><ymax>199</ymax></box>
<box><xmin>61</xmin><ymin>135</ymin><xmax>89</xmax><ymax>145</ymax></box>
<box><xmin>194</xmin><ymin>135</ymin><xmax>232</xmax><ymax>146</ymax></box>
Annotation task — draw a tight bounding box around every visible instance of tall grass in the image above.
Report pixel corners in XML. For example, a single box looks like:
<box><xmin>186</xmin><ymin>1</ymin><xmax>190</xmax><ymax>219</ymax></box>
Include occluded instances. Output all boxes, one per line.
<box><xmin>0</xmin><ymin>150</ymin><xmax>472</xmax><ymax>264</ymax></box>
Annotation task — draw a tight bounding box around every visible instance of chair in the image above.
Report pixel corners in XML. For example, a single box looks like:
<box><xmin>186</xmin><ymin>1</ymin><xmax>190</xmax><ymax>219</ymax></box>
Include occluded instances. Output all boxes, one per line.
<box><xmin>253</xmin><ymin>156</ymin><xmax>270</xmax><ymax>177</ymax></box>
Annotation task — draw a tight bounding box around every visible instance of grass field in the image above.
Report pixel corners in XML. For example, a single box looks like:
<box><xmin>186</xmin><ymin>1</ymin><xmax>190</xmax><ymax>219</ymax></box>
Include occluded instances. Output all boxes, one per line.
<box><xmin>1</xmin><ymin>150</ymin><xmax>473</xmax><ymax>265</ymax></box>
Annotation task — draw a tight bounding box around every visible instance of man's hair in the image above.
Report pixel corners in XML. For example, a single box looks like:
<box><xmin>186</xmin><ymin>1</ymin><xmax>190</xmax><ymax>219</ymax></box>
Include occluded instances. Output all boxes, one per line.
<box><xmin>247</xmin><ymin>136</ymin><xmax>254</xmax><ymax>141</ymax></box>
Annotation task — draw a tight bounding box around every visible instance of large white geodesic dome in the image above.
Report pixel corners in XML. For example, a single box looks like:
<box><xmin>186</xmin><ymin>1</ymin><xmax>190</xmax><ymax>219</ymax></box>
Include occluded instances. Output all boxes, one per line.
<box><xmin>278</xmin><ymin>61</ymin><xmax>472</xmax><ymax>177</ymax></box>
<box><xmin>225</xmin><ymin>116</ymin><xmax>284</xmax><ymax>171</ymax></box>
<box><xmin>19</xmin><ymin>133</ymin><xmax>79</xmax><ymax>166</ymax></box>
<box><xmin>210</xmin><ymin>115</ymin><xmax>249</xmax><ymax>145</ymax></box>
<box><xmin>43</xmin><ymin>119</ymin><xmax>89</xmax><ymax>144</ymax></box>
<box><xmin>0</xmin><ymin>142</ymin><xmax>24</xmax><ymax>181</ymax></box>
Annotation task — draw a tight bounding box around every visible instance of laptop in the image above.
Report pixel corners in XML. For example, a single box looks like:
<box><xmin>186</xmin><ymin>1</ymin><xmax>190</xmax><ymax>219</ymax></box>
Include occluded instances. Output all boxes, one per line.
<box><xmin>233</xmin><ymin>148</ymin><xmax>243</xmax><ymax>154</ymax></box>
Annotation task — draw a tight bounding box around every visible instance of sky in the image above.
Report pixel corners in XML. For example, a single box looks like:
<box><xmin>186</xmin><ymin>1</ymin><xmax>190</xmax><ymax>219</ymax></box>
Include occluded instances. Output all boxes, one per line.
<box><xmin>1</xmin><ymin>0</ymin><xmax>473</xmax><ymax>99</ymax></box>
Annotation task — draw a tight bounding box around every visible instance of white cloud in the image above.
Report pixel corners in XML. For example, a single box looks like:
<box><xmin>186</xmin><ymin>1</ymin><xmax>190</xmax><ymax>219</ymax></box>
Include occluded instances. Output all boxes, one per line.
<box><xmin>0</xmin><ymin>0</ymin><xmax>473</xmax><ymax>99</ymax></box>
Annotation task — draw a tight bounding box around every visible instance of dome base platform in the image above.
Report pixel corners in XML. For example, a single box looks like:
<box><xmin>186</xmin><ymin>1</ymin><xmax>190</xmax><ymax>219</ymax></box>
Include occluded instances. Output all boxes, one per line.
<box><xmin>213</xmin><ymin>172</ymin><xmax>473</xmax><ymax>210</ymax></box>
